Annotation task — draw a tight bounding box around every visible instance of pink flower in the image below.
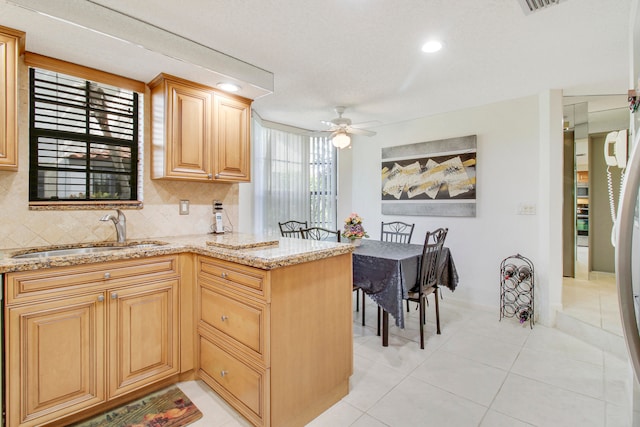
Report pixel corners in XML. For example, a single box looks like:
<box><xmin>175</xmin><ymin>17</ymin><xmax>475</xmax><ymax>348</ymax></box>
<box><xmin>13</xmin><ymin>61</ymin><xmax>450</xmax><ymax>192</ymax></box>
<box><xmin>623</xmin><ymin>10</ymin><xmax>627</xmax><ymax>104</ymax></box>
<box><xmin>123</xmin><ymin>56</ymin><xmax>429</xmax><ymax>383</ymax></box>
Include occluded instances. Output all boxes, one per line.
<box><xmin>342</xmin><ymin>213</ymin><xmax>369</xmax><ymax>240</ymax></box>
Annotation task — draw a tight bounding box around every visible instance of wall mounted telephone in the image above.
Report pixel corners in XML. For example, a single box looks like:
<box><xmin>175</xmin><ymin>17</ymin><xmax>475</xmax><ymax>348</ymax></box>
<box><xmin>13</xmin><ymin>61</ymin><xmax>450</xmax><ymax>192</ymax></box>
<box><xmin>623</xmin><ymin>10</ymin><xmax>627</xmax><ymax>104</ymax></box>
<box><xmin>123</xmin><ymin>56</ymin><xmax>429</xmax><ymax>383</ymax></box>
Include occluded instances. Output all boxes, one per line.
<box><xmin>605</xmin><ymin>129</ymin><xmax>628</xmax><ymax>246</ymax></box>
<box><xmin>604</xmin><ymin>129</ymin><xmax>628</xmax><ymax>168</ymax></box>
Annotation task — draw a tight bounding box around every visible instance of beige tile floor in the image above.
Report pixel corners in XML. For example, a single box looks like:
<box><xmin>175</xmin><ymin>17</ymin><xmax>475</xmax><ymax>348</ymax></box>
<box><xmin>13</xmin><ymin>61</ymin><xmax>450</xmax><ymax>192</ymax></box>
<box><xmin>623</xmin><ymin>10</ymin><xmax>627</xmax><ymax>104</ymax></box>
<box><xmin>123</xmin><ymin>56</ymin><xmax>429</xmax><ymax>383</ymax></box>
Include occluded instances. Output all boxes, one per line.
<box><xmin>177</xmin><ymin>283</ymin><xmax>637</xmax><ymax>427</ymax></box>
<box><xmin>562</xmin><ymin>247</ymin><xmax>622</xmax><ymax>336</ymax></box>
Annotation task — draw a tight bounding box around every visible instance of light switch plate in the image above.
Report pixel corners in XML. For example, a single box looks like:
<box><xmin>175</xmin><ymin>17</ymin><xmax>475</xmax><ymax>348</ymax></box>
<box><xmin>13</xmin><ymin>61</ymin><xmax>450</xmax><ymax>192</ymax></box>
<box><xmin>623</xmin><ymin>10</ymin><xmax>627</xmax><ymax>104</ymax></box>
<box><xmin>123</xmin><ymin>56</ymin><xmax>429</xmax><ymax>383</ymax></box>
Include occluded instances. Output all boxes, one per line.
<box><xmin>179</xmin><ymin>200</ymin><xmax>189</xmax><ymax>215</ymax></box>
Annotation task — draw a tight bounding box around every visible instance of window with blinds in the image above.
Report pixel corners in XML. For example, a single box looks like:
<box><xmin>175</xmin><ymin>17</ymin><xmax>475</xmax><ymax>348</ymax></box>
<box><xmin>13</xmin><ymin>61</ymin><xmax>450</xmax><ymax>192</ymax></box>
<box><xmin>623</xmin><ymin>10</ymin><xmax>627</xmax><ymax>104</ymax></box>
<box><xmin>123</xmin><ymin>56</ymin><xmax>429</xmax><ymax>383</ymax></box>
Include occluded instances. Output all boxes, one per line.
<box><xmin>310</xmin><ymin>136</ymin><xmax>337</xmax><ymax>229</ymax></box>
<box><xmin>29</xmin><ymin>68</ymin><xmax>139</xmax><ymax>202</ymax></box>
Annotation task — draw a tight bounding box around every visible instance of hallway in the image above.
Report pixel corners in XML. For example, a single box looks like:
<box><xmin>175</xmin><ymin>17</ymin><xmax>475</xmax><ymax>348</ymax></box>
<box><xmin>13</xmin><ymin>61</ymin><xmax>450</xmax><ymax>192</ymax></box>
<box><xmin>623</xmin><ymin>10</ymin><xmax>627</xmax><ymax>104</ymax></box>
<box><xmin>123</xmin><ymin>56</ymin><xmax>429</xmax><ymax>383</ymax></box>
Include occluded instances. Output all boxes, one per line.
<box><xmin>562</xmin><ymin>245</ymin><xmax>621</xmax><ymax>336</ymax></box>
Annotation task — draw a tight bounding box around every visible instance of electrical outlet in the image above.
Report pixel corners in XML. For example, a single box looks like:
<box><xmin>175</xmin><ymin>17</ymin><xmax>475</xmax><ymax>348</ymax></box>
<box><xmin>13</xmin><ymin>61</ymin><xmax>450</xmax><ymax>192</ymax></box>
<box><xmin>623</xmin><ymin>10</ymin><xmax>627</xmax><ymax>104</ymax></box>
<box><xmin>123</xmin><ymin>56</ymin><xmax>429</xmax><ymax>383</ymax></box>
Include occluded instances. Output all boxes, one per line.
<box><xmin>517</xmin><ymin>202</ymin><xmax>536</xmax><ymax>215</ymax></box>
<box><xmin>179</xmin><ymin>200</ymin><xmax>189</xmax><ymax>215</ymax></box>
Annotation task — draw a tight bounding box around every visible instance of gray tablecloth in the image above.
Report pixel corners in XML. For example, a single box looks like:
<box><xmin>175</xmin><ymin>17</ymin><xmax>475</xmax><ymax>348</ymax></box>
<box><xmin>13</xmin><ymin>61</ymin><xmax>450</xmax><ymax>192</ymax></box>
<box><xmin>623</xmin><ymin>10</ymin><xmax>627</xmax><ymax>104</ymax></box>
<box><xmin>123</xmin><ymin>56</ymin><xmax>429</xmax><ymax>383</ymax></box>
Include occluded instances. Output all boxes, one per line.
<box><xmin>352</xmin><ymin>239</ymin><xmax>458</xmax><ymax>328</ymax></box>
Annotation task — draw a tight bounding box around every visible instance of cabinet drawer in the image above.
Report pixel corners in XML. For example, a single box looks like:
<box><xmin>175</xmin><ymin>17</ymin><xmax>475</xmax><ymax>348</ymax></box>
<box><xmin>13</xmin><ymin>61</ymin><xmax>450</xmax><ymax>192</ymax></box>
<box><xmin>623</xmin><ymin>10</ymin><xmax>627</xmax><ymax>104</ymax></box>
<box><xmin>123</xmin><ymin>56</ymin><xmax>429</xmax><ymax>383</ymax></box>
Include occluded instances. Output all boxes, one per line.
<box><xmin>199</xmin><ymin>282</ymin><xmax>267</xmax><ymax>360</ymax></box>
<box><xmin>6</xmin><ymin>256</ymin><xmax>179</xmax><ymax>305</ymax></box>
<box><xmin>198</xmin><ymin>335</ymin><xmax>268</xmax><ymax>426</ymax></box>
<box><xmin>198</xmin><ymin>257</ymin><xmax>268</xmax><ymax>299</ymax></box>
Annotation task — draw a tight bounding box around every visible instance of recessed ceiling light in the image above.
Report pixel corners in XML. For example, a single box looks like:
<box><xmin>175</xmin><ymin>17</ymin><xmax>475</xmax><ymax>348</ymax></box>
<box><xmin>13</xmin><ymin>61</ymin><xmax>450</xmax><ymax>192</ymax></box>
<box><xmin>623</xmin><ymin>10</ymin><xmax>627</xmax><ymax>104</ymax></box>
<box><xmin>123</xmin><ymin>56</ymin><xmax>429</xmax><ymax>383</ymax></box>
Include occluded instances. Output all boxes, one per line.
<box><xmin>421</xmin><ymin>40</ymin><xmax>443</xmax><ymax>53</ymax></box>
<box><xmin>217</xmin><ymin>82</ymin><xmax>241</xmax><ymax>92</ymax></box>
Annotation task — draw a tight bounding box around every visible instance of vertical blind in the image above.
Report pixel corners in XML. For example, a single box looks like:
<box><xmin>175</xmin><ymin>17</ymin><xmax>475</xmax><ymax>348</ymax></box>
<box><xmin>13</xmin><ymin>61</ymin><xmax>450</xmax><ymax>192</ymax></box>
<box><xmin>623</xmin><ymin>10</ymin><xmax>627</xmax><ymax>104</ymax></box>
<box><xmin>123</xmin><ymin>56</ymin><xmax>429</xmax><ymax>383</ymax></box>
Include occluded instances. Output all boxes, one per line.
<box><xmin>253</xmin><ymin>119</ymin><xmax>337</xmax><ymax>235</ymax></box>
<box><xmin>310</xmin><ymin>136</ymin><xmax>337</xmax><ymax>228</ymax></box>
<box><xmin>29</xmin><ymin>68</ymin><xmax>139</xmax><ymax>201</ymax></box>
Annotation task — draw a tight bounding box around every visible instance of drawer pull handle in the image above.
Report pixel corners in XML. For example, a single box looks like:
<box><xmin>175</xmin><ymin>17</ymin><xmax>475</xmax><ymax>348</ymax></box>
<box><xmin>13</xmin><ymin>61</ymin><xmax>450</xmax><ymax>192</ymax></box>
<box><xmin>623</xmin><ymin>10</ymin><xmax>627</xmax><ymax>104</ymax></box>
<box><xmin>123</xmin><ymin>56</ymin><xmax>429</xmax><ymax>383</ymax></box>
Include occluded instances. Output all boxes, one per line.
<box><xmin>220</xmin><ymin>272</ymin><xmax>228</xmax><ymax>279</ymax></box>
<box><xmin>111</xmin><ymin>292</ymin><xmax>118</xmax><ymax>299</ymax></box>
<box><xmin>104</xmin><ymin>272</ymin><xmax>111</xmax><ymax>279</ymax></box>
<box><xmin>97</xmin><ymin>295</ymin><xmax>105</xmax><ymax>302</ymax></box>
<box><xmin>221</xmin><ymin>315</ymin><xmax>228</xmax><ymax>322</ymax></box>
<box><xmin>220</xmin><ymin>370</ymin><xmax>228</xmax><ymax>377</ymax></box>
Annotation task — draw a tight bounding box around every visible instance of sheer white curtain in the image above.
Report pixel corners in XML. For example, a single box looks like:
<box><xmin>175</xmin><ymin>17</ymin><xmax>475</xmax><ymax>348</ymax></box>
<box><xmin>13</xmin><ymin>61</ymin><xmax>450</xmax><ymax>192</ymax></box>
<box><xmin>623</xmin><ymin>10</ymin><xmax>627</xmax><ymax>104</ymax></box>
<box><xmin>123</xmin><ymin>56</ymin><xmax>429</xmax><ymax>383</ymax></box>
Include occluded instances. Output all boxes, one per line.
<box><xmin>253</xmin><ymin>118</ymin><xmax>338</xmax><ymax>235</ymax></box>
<box><xmin>253</xmin><ymin>119</ymin><xmax>311</xmax><ymax>235</ymax></box>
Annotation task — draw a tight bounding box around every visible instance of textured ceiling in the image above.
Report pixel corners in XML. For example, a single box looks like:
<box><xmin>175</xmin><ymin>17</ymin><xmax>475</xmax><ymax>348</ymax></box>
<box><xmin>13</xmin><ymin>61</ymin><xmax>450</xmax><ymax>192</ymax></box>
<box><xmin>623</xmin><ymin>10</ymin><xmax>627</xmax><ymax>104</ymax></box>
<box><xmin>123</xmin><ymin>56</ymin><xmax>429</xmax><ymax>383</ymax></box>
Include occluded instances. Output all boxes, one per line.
<box><xmin>1</xmin><ymin>0</ymin><xmax>632</xmax><ymax>132</ymax></box>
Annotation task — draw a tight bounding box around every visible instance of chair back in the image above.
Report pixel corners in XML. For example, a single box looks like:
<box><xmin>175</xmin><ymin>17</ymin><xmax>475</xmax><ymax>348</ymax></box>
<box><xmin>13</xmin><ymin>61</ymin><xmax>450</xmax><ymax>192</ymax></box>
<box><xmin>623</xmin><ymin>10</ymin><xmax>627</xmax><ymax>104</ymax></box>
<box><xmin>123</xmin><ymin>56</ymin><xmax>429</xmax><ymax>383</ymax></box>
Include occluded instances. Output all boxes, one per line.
<box><xmin>279</xmin><ymin>220</ymin><xmax>308</xmax><ymax>238</ymax></box>
<box><xmin>301</xmin><ymin>227</ymin><xmax>341</xmax><ymax>242</ymax></box>
<box><xmin>381</xmin><ymin>221</ymin><xmax>415</xmax><ymax>244</ymax></box>
<box><xmin>417</xmin><ymin>228</ymin><xmax>448</xmax><ymax>293</ymax></box>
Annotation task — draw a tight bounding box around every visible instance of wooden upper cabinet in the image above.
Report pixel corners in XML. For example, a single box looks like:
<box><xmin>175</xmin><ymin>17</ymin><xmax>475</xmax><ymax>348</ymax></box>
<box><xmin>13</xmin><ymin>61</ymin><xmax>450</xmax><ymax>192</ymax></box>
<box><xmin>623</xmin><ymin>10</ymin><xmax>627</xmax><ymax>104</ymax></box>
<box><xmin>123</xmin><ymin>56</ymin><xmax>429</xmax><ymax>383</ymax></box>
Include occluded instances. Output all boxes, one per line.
<box><xmin>0</xmin><ymin>25</ymin><xmax>25</xmax><ymax>171</ymax></box>
<box><xmin>149</xmin><ymin>73</ymin><xmax>251</xmax><ymax>183</ymax></box>
<box><xmin>214</xmin><ymin>94</ymin><xmax>251</xmax><ymax>182</ymax></box>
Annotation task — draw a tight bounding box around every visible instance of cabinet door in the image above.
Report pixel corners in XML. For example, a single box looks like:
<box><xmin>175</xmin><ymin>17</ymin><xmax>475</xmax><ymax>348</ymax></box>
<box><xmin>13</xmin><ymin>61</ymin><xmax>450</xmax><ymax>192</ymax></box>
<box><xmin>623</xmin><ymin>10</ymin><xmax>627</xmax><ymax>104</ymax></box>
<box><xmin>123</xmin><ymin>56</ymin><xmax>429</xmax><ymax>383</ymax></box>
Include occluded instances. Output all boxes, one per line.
<box><xmin>0</xmin><ymin>26</ymin><xmax>24</xmax><ymax>171</ymax></box>
<box><xmin>108</xmin><ymin>279</ymin><xmax>180</xmax><ymax>398</ymax></box>
<box><xmin>165</xmin><ymin>80</ymin><xmax>212</xmax><ymax>180</ymax></box>
<box><xmin>6</xmin><ymin>293</ymin><xmax>106</xmax><ymax>427</ymax></box>
<box><xmin>214</xmin><ymin>94</ymin><xmax>251</xmax><ymax>182</ymax></box>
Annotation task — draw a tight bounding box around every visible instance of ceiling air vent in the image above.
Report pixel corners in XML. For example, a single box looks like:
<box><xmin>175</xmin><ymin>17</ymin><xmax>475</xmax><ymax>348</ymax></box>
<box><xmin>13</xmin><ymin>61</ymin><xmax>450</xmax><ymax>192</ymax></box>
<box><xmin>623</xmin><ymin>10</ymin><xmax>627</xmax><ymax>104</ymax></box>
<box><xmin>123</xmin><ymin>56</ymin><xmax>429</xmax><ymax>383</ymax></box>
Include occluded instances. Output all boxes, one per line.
<box><xmin>517</xmin><ymin>0</ymin><xmax>562</xmax><ymax>15</ymax></box>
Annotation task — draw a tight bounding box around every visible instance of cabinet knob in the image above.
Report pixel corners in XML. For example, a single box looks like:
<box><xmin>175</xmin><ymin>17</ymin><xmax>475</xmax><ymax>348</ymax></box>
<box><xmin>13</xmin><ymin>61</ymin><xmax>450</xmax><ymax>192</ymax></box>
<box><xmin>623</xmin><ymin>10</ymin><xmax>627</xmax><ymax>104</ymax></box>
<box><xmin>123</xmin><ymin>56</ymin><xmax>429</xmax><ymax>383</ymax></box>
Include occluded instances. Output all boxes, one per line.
<box><xmin>97</xmin><ymin>295</ymin><xmax>105</xmax><ymax>302</ymax></box>
<box><xmin>220</xmin><ymin>370</ymin><xmax>228</xmax><ymax>378</ymax></box>
<box><xmin>104</xmin><ymin>272</ymin><xmax>111</xmax><ymax>279</ymax></box>
<box><xmin>221</xmin><ymin>315</ymin><xmax>228</xmax><ymax>322</ymax></box>
<box><xmin>215</xmin><ymin>173</ymin><xmax>220</xmax><ymax>179</ymax></box>
<box><xmin>208</xmin><ymin>174</ymin><xmax>213</xmax><ymax>179</ymax></box>
<box><xmin>220</xmin><ymin>272</ymin><xmax>228</xmax><ymax>279</ymax></box>
<box><xmin>111</xmin><ymin>292</ymin><xmax>118</xmax><ymax>299</ymax></box>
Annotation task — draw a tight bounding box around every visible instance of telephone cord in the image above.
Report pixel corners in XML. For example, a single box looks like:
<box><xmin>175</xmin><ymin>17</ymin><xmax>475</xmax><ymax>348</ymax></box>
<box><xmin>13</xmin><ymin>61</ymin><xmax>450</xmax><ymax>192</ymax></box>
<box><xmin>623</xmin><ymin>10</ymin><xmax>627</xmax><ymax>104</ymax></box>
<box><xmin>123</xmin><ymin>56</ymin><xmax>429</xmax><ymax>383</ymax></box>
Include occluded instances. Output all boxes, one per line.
<box><xmin>606</xmin><ymin>166</ymin><xmax>626</xmax><ymax>246</ymax></box>
<box><xmin>607</xmin><ymin>166</ymin><xmax>616</xmax><ymax>224</ymax></box>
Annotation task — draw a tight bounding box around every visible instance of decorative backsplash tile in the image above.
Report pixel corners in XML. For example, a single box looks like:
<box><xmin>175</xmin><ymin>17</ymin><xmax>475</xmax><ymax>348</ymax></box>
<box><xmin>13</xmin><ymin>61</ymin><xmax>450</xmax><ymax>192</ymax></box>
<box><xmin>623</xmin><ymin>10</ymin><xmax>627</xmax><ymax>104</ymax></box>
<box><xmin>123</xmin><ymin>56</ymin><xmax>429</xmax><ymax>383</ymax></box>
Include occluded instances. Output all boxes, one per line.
<box><xmin>0</xmin><ymin>58</ymin><xmax>240</xmax><ymax>250</ymax></box>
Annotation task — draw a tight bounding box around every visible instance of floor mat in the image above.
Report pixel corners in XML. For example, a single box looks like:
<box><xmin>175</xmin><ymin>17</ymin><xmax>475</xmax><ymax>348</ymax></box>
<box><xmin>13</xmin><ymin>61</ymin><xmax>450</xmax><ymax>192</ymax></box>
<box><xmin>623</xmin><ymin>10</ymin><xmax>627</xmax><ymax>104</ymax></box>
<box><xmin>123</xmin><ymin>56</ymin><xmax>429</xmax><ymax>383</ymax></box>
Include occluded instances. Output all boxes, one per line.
<box><xmin>71</xmin><ymin>385</ymin><xmax>203</xmax><ymax>427</ymax></box>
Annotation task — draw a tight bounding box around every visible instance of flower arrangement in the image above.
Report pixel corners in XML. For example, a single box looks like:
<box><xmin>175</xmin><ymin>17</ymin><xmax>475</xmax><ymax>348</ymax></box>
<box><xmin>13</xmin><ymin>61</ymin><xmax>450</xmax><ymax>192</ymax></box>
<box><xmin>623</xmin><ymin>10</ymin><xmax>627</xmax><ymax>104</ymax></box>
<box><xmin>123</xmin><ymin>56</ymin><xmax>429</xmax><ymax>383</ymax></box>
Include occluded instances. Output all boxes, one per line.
<box><xmin>342</xmin><ymin>213</ymin><xmax>369</xmax><ymax>241</ymax></box>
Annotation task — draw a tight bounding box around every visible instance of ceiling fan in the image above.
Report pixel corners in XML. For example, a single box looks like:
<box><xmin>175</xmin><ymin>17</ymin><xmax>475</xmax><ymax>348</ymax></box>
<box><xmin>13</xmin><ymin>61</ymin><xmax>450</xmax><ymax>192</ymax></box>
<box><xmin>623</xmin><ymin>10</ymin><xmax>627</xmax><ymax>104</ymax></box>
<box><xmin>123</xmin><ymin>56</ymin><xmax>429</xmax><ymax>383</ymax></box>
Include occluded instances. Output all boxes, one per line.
<box><xmin>313</xmin><ymin>106</ymin><xmax>377</xmax><ymax>149</ymax></box>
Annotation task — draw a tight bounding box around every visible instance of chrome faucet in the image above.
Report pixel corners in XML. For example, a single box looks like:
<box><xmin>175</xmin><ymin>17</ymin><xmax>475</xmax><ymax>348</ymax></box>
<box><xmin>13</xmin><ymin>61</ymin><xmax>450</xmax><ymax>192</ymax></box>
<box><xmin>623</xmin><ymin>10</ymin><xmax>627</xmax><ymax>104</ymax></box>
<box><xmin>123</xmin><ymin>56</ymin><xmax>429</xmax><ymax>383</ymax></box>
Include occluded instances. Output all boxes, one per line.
<box><xmin>100</xmin><ymin>209</ymin><xmax>127</xmax><ymax>243</ymax></box>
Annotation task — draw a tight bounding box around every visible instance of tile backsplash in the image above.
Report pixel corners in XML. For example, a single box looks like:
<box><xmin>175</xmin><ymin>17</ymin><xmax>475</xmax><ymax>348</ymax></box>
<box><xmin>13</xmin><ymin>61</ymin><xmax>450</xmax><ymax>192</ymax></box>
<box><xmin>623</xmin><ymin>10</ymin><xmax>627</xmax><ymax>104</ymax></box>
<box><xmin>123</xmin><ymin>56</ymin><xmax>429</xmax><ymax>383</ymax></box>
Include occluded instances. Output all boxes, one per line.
<box><xmin>0</xmin><ymin>56</ymin><xmax>240</xmax><ymax>250</ymax></box>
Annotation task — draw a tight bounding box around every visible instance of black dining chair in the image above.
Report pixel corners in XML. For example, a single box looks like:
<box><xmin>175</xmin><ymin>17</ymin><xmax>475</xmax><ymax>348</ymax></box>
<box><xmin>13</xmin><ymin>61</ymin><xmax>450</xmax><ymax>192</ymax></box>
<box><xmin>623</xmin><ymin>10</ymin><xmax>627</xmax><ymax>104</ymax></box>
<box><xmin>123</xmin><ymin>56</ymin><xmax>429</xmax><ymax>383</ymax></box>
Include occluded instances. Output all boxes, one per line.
<box><xmin>408</xmin><ymin>227</ymin><xmax>448</xmax><ymax>349</ymax></box>
<box><xmin>300</xmin><ymin>227</ymin><xmax>341</xmax><ymax>242</ymax></box>
<box><xmin>278</xmin><ymin>220</ymin><xmax>308</xmax><ymax>238</ymax></box>
<box><xmin>381</xmin><ymin>221</ymin><xmax>415</xmax><ymax>244</ymax></box>
<box><xmin>374</xmin><ymin>221</ymin><xmax>416</xmax><ymax>328</ymax></box>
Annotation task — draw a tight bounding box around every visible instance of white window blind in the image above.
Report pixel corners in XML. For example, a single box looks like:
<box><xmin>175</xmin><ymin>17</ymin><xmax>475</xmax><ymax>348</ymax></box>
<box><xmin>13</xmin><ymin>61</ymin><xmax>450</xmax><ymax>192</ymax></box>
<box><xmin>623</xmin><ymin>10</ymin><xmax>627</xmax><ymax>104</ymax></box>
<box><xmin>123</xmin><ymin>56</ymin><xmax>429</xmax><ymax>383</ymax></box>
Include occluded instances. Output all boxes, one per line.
<box><xmin>310</xmin><ymin>136</ymin><xmax>337</xmax><ymax>229</ymax></box>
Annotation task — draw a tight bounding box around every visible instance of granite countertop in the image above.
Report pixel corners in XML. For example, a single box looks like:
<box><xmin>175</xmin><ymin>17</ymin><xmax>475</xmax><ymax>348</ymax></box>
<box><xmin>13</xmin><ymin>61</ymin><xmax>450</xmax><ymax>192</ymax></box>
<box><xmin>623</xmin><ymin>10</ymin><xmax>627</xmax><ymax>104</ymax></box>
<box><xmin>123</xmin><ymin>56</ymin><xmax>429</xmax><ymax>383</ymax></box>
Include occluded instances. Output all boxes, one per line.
<box><xmin>0</xmin><ymin>233</ymin><xmax>355</xmax><ymax>274</ymax></box>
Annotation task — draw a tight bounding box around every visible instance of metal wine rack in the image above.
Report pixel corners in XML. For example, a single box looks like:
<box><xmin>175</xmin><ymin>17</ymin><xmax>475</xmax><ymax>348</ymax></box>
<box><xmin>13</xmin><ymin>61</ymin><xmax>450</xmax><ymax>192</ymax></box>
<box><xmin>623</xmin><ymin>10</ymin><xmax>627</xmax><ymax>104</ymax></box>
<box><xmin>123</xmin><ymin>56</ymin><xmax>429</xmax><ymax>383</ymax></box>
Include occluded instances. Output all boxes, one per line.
<box><xmin>499</xmin><ymin>253</ymin><xmax>534</xmax><ymax>328</ymax></box>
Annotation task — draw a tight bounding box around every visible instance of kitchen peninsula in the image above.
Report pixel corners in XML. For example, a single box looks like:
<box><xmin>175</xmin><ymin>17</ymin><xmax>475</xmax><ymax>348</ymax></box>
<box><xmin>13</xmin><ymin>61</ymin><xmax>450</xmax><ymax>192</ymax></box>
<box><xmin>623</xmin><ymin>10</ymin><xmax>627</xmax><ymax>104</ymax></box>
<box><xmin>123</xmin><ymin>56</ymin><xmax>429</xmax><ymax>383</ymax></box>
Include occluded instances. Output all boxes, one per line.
<box><xmin>0</xmin><ymin>234</ymin><xmax>354</xmax><ymax>427</ymax></box>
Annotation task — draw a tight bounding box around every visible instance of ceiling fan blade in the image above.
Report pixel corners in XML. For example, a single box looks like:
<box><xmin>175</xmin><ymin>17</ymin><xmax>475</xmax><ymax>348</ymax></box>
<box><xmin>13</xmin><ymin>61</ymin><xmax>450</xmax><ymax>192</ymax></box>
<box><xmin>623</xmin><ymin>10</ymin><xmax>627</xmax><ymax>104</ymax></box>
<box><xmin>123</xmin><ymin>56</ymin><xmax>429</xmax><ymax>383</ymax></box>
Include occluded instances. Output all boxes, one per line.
<box><xmin>308</xmin><ymin>130</ymin><xmax>332</xmax><ymax>136</ymax></box>
<box><xmin>321</xmin><ymin>120</ymin><xmax>340</xmax><ymax>128</ymax></box>
<box><xmin>350</xmin><ymin>120</ymin><xmax>381</xmax><ymax>129</ymax></box>
<box><xmin>348</xmin><ymin>128</ymin><xmax>376</xmax><ymax>137</ymax></box>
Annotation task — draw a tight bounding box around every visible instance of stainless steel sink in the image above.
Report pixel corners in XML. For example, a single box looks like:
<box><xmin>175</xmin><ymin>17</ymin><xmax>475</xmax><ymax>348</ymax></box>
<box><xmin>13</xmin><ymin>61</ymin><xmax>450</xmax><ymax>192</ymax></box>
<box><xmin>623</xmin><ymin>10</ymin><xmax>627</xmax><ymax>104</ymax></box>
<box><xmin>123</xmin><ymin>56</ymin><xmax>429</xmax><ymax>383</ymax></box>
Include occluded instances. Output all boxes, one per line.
<box><xmin>11</xmin><ymin>242</ymin><xmax>168</xmax><ymax>259</ymax></box>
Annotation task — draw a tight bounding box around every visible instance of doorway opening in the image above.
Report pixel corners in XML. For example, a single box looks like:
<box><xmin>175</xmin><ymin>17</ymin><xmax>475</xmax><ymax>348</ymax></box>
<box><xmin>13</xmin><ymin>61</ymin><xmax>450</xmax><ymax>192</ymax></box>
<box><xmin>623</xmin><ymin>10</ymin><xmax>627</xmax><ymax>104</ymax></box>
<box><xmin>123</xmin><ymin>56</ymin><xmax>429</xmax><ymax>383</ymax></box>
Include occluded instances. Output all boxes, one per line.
<box><xmin>561</xmin><ymin>95</ymin><xmax>628</xmax><ymax>336</ymax></box>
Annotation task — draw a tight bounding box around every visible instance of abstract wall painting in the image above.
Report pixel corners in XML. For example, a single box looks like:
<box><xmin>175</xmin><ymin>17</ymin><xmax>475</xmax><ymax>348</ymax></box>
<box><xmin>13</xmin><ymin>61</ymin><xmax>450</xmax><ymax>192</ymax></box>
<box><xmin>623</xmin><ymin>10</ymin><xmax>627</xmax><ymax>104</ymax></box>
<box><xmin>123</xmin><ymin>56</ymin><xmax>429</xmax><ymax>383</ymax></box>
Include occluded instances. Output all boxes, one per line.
<box><xmin>381</xmin><ymin>135</ymin><xmax>477</xmax><ymax>217</ymax></box>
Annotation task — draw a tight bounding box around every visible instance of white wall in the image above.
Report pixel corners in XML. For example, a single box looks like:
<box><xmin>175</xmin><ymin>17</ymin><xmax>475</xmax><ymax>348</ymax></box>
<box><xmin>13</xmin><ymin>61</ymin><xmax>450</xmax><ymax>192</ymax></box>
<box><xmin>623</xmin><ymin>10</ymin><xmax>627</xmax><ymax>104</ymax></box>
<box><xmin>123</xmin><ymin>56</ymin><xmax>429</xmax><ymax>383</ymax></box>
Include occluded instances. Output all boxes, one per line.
<box><xmin>341</xmin><ymin>93</ymin><xmax>562</xmax><ymax>324</ymax></box>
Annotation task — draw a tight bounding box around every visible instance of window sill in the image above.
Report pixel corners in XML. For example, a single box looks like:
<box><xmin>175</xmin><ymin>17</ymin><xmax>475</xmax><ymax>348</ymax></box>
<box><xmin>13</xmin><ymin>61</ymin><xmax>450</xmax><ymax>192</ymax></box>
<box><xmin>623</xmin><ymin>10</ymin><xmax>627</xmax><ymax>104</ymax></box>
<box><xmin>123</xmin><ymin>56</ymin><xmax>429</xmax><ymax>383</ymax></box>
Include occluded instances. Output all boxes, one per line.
<box><xmin>29</xmin><ymin>201</ymin><xmax>143</xmax><ymax>211</ymax></box>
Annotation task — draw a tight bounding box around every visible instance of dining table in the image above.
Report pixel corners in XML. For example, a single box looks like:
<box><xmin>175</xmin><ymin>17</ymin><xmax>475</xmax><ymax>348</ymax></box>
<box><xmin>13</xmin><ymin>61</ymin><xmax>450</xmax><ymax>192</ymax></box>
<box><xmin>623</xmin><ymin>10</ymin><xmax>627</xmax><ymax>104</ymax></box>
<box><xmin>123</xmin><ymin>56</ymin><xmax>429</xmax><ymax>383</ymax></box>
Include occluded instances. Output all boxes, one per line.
<box><xmin>352</xmin><ymin>239</ymin><xmax>459</xmax><ymax>346</ymax></box>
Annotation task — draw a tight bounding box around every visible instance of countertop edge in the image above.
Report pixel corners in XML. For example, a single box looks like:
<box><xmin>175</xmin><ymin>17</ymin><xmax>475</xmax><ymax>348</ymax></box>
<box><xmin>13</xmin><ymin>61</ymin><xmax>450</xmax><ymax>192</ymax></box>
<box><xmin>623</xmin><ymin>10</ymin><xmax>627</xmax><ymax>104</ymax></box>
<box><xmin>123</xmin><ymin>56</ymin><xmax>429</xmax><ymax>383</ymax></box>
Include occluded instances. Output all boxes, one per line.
<box><xmin>0</xmin><ymin>236</ymin><xmax>356</xmax><ymax>274</ymax></box>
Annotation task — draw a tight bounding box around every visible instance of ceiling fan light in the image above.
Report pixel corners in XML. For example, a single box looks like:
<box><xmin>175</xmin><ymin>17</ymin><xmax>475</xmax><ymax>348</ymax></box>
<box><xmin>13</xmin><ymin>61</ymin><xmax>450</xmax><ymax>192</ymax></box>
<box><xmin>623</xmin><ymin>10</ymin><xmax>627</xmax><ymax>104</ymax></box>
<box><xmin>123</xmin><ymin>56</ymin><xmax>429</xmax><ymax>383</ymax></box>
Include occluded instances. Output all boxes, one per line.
<box><xmin>332</xmin><ymin>132</ymin><xmax>351</xmax><ymax>149</ymax></box>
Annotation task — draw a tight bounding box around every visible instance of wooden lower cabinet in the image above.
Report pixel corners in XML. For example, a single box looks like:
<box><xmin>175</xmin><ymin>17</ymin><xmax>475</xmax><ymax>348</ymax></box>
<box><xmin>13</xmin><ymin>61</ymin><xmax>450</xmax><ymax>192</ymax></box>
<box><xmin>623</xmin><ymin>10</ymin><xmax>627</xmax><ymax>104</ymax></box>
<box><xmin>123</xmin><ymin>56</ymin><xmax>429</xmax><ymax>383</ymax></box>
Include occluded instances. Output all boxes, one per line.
<box><xmin>196</xmin><ymin>253</ymin><xmax>353</xmax><ymax>427</ymax></box>
<box><xmin>3</xmin><ymin>251</ymin><xmax>352</xmax><ymax>427</ymax></box>
<box><xmin>6</xmin><ymin>293</ymin><xmax>106</xmax><ymax>427</ymax></box>
<box><xmin>4</xmin><ymin>256</ymin><xmax>181</xmax><ymax>427</ymax></box>
<box><xmin>108</xmin><ymin>279</ymin><xmax>180</xmax><ymax>398</ymax></box>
